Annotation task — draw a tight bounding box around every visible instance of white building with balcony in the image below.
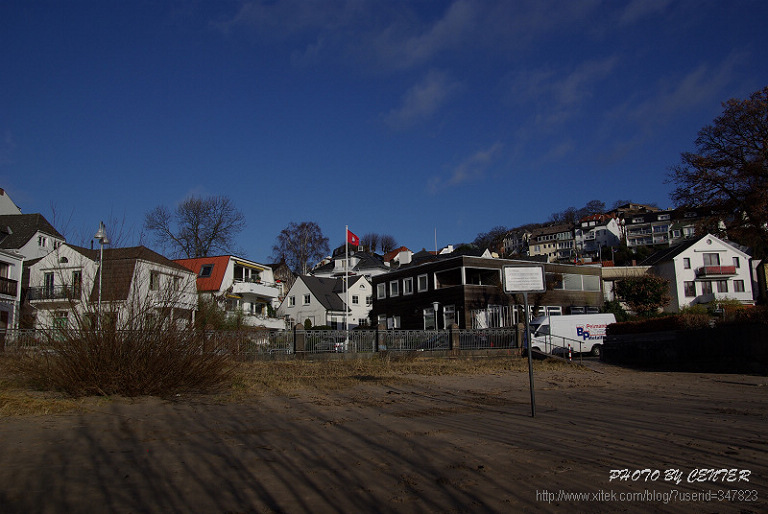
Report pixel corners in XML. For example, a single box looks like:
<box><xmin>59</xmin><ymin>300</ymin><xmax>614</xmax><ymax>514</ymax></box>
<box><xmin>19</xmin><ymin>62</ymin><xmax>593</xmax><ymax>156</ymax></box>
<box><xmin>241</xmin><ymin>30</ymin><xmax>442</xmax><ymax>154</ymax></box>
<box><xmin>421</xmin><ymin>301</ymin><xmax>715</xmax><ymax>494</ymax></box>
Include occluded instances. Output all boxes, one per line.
<box><xmin>643</xmin><ymin>234</ymin><xmax>754</xmax><ymax>313</ymax></box>
<box><xmin>575</xmin><ymin>214</ymin><xmax>621</xmax><ymax>261</ymax></box>
<box><xmin>27</xmin><ymin>244</ymin><xmax>197</xmax><ymax>330</ymax></box>
<box><xmin>0</xmin><ymin>248</ymin><xmax>23</xmax><ymax>334</ymax></box>
<box><xmin>175</xmin><ymin>255</ymin><xmax>285</xmax><ymax>329</ymax></box>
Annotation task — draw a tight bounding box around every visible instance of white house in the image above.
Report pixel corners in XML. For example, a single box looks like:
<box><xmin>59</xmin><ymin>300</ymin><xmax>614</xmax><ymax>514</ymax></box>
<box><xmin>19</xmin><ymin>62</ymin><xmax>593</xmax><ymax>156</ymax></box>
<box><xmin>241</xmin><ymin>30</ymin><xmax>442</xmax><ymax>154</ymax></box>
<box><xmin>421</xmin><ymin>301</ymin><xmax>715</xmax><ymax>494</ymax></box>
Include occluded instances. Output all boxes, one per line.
<box><xmin>27</xmin><ymin>244</ymin><xmax>197</xmax><ymax>330</ymax></box>
<box><xmin>0</xmin><ymin>248</ymin><xmax>24</xmax><ymax>333</ymax></box>
<box><xmin>575</xmin><ymin>214</ymin><xmax>622</xmax><ymax>261</ymax></box>
<box><xmin>175</xmin><ymin>255</ymin><xmax>285</xmax><ymax>329</ymax></box>
<box><xmin>277</xmin><ymin>275</ymin><xmax>372</xmax><ymax>329</ymax></box>
<box><xmin>0</xmin><ymin>213</ymin><xmax>65</xmax><ymax>261</ymax></box>
<box><xmin>643</xmin><ymin>234</ymin><xmax>754</xmax><ymax>313</ymax></box>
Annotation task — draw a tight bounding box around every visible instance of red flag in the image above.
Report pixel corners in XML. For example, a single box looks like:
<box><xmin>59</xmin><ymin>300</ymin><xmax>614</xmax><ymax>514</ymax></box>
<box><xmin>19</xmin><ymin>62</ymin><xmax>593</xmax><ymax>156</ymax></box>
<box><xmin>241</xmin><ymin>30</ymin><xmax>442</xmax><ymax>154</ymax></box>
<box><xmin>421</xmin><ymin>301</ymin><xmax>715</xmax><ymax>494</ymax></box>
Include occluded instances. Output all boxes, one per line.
<box><xmin>347</xmin><ymin>229</ymin><xmax>360</xmax><ymax>246</ymax></box>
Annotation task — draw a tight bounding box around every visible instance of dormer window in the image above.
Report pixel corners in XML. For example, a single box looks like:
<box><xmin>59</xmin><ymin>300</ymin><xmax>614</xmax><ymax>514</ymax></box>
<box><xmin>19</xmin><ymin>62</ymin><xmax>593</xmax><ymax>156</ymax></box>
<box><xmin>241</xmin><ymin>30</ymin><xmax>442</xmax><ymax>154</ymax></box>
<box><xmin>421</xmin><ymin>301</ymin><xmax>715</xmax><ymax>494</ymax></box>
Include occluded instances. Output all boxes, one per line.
<box><xmin>199</xmin><ymin>264</ymin><xmax>214</xmax><ymax>278</ymax></box>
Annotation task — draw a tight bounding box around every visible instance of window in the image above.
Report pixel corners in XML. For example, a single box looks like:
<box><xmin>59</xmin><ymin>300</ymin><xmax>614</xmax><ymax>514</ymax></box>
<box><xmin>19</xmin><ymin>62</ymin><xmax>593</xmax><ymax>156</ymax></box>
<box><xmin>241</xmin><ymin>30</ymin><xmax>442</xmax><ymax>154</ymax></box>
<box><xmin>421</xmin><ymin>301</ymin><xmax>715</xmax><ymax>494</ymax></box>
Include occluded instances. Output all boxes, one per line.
<box><xmin>352</xmin><ymin>295</ymin><xmax>359</xmax><ymax>305</ymax></box>
<box><xmin>377</xmin><ymin>314</ymin><xmax>387</xmax><ymax>326</ymax></box>
<box><xmin>389</xmin><ymin>280</ymin><xmax>399</xmax><ymax>297</ymax></box>
<box><xmin>733</xmin><ymin>257</ymin><xmax>740</xmax><ymax>268</ymax></box>
<box><xmin>657</xmin><ymin>214</ymin><xmax>670</xmax><ymax>221</ymax></box>
<box><xmin>403</xmin><ymin>277</ymin><xmax>413</xmax><ymax>295</ymax></box>
<box><xmin>376</xmin><ymin>283</ymin><xmax>386</xmax><ymax>299</ymax></box>
<box><xmin>38</xmin><ymin>236</ymin><xmax>48</xmax><ymax>248</ymax></box>
<box><xmin>199</xmin><ymin>264</ymin><xmax>214</xmax><ymax>277</ymax></box>
<box><xmin>716</xmin><ymin>280</ymin><xmax>728</xmax><ymax>293</ymax></box>
<box><xmin>703</xmin><ymin>253</ymin><xmax>720</xmax><ymax>266</ymax></box>
<box><xmin>44</xmin><ymin>272</ymin><xmax>54</xmax><ymax>297</ymax></box>
<box><xmin>683</xmin><ymin>258</ymin><xmax>691</xmax><ymax>269</ymax></box>
<box><xmin>72</xmin><ymin>270</ymin><xmax>82</xmax><ymax>296</ymax></box>
<box><xmin>443</xmin><ymin>305</ymin><xmax>456</xmax><ymax>327</ymax></box>
<box><xmin>417</xmin><ymin>274</ymin><xmax>428</xmax><ymax>292</ymax></box>
<box><xmin>289</xmin><ymin>296</ymin><xmax>296</xmax><ymax>307</ymax></box>
<box><xmin>173</xmin><ymin>276</ymin><xmax>181</xmax><ymax>290</ymax></box>
<box><xmin>303</xmin><ymin>294</ymin><xmax>310</xmax><ymax>305</ymax></box>
<box><xmin>701</xmin><ymin>281</ymin><xmax>713</xmax><ymax>295</ymax></box>
<box><xmin>149</xmin><ymin>271</ymin><xmax>160</xmax><ymax>290</ymax></box>
<box><xmin>684</xmin><ymin>281</ymin><xmax>696</xmax><ymax>297</ymax></box>
<box><xmin>366</xmin><ymin>296</ymin><xmax>372</xmax><ymax>306</ymax></box>
<box><xmin>734</xmin><ymin>280</ymin><xmax>745</xmax><ymax>293</ymax></box>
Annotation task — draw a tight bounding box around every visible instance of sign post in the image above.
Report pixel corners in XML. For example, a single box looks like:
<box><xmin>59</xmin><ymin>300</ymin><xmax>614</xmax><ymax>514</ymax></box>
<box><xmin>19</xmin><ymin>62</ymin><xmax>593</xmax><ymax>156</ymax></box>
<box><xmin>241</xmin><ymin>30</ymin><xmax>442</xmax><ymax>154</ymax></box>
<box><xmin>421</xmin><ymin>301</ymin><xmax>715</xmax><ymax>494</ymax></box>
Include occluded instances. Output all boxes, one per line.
<box><xmin>503</xmin><ymin>266</ymin><xmax>546</xmax><ymax>417</ymax></box>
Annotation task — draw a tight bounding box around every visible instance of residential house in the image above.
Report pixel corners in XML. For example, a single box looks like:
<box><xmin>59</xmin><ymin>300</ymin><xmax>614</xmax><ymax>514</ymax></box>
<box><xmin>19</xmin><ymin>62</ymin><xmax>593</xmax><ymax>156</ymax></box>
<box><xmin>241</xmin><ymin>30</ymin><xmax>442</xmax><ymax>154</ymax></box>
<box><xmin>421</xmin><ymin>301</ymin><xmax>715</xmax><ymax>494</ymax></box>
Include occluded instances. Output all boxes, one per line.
<box><xmin>277</xmin><ymin>275</ymin><xmax>372</xmax><ymax>329</ymax></box>
<box><xmin>502</xmin><ymin>229</ymin><xmax>532</xmax><ymax>257</ymax></box>
<box><xmin>0</xmin><ymin>213</ymin><xmax>65</xmax><ymax>260</ymax></box>
<box><xmin>382</xmin><ymin>246</ymin><xmax>414</xmax><ymax>267</ymax></box>
<box><xmin>311</xmin><ymin>248</ymin><xmax>390</xmax><ymax>279</ymax></box>
<box><xmin>529</xmin><ymin>224</ymin><xmax>576</xmax><ymax>262</ymax></box>
<box><xmin>371</xmin><ymin>254</ymin><xmax>604</xmax><ymax>330</ymax></box>
<box><xmin>642</xmin><ymin>234</ymin><xmax>754</xmax><ymax>313</ymax></box>
<box><xmin>175</xmin><ymin>255</ymin><xmax>285</xmax><ymax>329</ymax></box>
<box><xmin>27</xmin><ymin>245</ymin><xmax>197</xmax><ymax>330</ymax></box>
<box><xmin>0</xmin><ymin>248</ymin><xmax>24</xmax><ymax>334</ymax></box>
<box><xmin>575</xmin><ymin>214</ymin><xmax>621</xmax><ymax>261</ymax></box>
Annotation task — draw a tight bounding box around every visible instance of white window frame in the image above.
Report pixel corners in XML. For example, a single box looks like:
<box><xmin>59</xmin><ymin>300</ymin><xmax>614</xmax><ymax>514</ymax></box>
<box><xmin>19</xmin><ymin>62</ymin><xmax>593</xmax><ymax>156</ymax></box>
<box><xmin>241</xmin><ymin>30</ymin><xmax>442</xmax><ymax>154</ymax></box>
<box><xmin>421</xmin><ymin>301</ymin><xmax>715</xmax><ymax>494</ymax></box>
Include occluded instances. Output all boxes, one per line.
<box><xmin>417</xmin><ymin>274</ymin><xmax>428</xmax><ymax>292</ymax></box>
<box><xmin>403</xmin><ymin>277</ymin><xmax>413</xmax><ymax>295</ymax></box>
<box><xmin>376</xmin><ymin>283</ymin><xmax>386</xmax><ymax>299</ymax></box>
<box><xmin>389</xmin><ymin>280</ymin><xmax>399</xmax><ymax>297</ymax></box>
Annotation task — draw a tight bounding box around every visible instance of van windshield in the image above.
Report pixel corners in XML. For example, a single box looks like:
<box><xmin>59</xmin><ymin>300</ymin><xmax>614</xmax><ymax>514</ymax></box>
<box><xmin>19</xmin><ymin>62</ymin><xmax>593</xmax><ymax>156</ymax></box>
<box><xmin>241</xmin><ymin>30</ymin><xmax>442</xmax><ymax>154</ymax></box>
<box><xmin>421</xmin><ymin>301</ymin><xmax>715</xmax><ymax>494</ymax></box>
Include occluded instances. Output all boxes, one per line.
<box><xmin>531</xmin><ymin>324</ymin><xmax>549</xmax><ymax>336</ymax></box>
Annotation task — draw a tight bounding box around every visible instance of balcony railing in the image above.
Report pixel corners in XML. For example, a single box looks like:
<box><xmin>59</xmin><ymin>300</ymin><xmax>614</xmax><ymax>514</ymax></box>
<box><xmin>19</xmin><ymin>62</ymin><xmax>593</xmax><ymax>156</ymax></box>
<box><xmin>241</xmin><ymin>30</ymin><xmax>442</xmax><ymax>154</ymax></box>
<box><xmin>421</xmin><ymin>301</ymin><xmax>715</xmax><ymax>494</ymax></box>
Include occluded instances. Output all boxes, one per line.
<box><xmin>0</xmin><ymin>276</ymin><xmax>18</xmax><ymax>297</ymax></box>
<box><xmin>696</xmin><ymin>266</ymin><xmax>737</xmax><ymax>277</ymax></box>
<box><xmin>27</xmin><ymin>285</ymin><xmax>82</xmax><ymax>301</ymax></box>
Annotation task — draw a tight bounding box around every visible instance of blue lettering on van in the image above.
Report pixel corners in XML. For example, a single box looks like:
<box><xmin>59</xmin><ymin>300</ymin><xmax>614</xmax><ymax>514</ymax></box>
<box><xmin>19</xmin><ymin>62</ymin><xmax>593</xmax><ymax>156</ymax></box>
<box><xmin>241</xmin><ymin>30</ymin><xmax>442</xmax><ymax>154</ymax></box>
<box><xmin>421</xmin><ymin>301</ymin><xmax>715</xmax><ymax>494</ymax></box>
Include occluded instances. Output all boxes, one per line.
<box><xmin>576</xmin><ymin>327</ymin><xmax>595</xmax><ymax>340</ymax></box>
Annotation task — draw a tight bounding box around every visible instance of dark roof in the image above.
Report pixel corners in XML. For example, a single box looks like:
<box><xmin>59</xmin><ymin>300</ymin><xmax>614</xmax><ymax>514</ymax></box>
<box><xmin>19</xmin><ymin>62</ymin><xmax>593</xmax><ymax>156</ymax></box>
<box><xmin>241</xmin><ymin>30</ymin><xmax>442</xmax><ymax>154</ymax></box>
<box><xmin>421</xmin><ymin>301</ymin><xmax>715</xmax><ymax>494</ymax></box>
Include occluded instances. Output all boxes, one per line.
<box><xmin>301</xmin><ymin>275</ymin><xmax>350</xmax><ymax>312</ymax></box>
<box><xmin>0</xmin><ymin>214</ymin><xmax>64</xmax><ymax>250</ymax></box>
<box><xmin>63</xmin><ymin>245</ymin><xmax>191</xmax><ymax>303</ymax></box>
<box><xmin>640</xmin><ymin>238</ymin><xmax>700</xmax><ymax>266</ymax></box>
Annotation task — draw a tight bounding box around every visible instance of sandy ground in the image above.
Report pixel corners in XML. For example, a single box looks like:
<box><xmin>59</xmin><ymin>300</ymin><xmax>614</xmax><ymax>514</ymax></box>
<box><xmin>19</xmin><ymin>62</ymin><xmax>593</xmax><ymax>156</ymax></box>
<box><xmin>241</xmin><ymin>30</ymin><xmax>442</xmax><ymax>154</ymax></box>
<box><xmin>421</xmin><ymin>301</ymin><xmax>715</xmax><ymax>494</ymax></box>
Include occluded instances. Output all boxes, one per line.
<box><xmin>0</xmin><ymin>361</ymin><xmax>766</xmax><ymax>513</ymax></box>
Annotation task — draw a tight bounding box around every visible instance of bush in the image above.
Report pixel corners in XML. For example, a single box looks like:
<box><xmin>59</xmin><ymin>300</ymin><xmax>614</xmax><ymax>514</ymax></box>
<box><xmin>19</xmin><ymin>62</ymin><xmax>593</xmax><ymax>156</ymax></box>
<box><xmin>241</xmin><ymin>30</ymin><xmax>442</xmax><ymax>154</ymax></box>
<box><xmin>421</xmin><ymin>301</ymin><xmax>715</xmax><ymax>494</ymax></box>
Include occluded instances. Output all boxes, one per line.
<box><xmin>14</xmin><ymin>325</ymin><xmax>234</xmax><ymax>397</ymax></box>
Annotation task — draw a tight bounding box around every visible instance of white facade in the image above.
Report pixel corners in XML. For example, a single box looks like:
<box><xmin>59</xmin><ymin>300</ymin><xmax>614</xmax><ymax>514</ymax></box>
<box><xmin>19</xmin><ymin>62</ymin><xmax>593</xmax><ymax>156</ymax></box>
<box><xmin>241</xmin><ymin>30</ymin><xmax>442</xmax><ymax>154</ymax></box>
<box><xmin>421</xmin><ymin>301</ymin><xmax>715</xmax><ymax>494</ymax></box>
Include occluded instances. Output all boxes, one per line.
<box><xmin>0</xmin><ymin>188</ymin><xmax>22</xmax><ymax>215</ymax></box>
<box><xmin>0</xmin><ymin>249</ymin><xmax>24</xmax><ymax>331</ymax></box>
<box><xmin>575</xmin><ymin>216</ymin><xmax>621</xmax><ymax>259</ymax></box>
<box><xmin>277</xmin><ymin>275</ymin><xmax>373</xmax><ymax>329</ymax></box>
<box><xmin>650</xmin><ymin>235</ymin><xmax>754</xmax><ymax>313</ymax></box>
<box><xmin>28</xmin><ymin>245</ymin><xmax>197</xmax><ymax>330</ymax></box>
<box><xmin>175</xmin><ymin>256</ymin><xmax>285</xmax><ymax>329</ymax></box>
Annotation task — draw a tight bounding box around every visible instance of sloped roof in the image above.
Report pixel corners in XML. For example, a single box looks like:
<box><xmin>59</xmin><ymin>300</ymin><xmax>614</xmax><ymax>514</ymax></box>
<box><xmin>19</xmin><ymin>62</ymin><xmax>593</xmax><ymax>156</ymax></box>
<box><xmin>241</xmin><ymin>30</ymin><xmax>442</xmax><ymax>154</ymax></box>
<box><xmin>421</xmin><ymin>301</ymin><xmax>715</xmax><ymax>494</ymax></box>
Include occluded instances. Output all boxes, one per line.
<box><xmin>175</xmin><ymin>255</ymin><xmax>232</xmax><ymax>292</ymax></box>
<box><xmin>301</xmin><ymin>275</ymin><xmax>348</xmax><ymax>312</ymax></box>
<box><xmin>641</xmin><ymin>238</ymin><xmax>699</xmax><ymax>266</ymax></box>
<box><xmin>382</xmin><ymin>246</ymin><xmax>410</xmax><ymax>262</ymax></box>
<box><xmin>0</xmin><ymin>214</ymin><xmax>64</xmax><ymax>250</ymax></box>
<box><xmin>63</xmin><ymin>245</ymin><xmax>191</xmax><ymax>302</ymax></box>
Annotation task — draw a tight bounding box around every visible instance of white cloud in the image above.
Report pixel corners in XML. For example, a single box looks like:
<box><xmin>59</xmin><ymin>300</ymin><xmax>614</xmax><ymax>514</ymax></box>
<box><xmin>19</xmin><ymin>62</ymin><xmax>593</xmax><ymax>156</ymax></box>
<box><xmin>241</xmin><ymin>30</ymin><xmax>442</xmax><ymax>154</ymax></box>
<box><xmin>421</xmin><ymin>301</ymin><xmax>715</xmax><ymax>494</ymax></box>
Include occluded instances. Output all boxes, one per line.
<box><xmin>428</xmin><ymin>143</ymin><xmax>504</xmax><ymax>193</ymax></box>
<box><xmin>384</xmin><ymin>70</ymin><xmax>462</xmax><ymax>129</ymax></box>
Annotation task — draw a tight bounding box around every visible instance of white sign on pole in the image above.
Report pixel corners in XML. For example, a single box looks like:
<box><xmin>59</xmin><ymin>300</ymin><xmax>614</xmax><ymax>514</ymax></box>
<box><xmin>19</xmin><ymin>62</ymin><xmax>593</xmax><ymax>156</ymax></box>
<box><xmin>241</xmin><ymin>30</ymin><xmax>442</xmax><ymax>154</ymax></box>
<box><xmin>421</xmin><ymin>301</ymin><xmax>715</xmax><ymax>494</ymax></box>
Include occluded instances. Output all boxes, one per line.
<box><xmin>503</xmin><ymin>266</ymin><xmax>546</xmax><ymax>293</ymax></box>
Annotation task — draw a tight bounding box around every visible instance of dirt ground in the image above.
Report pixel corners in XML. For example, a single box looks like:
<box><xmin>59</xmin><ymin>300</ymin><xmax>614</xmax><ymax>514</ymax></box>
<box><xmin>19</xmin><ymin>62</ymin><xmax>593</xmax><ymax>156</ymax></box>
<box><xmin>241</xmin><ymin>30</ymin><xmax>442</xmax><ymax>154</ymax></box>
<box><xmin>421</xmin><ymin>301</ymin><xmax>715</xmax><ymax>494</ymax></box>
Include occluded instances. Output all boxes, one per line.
<box><xmin>0</xmin><ymin>361</ymin><xmax>766</xmax><ymax>513</ymax></box>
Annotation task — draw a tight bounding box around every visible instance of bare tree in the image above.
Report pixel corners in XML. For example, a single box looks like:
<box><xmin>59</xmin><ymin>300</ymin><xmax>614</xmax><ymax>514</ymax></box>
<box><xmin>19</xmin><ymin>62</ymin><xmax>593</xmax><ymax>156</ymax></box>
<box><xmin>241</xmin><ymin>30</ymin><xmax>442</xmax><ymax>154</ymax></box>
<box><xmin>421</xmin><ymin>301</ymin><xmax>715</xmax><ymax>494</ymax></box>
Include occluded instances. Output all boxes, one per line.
<box><xmin>379</xmin><ymin>234</ymin><xmax>398</xmax><ymax>253</ymax></box>
<box><xmin>360</xmin><ymin>233</ymin><xmax>380</xmax><ymax>252</ymax></box>
<box><xmin>271</xmin><ymin>221</ymin><xmax>329</xmax><ymax>274</ymax></box>
<box><xmin>144</xmin><ymin>195</ymin><xmax>246</xmax><ymax>258</ymax></box>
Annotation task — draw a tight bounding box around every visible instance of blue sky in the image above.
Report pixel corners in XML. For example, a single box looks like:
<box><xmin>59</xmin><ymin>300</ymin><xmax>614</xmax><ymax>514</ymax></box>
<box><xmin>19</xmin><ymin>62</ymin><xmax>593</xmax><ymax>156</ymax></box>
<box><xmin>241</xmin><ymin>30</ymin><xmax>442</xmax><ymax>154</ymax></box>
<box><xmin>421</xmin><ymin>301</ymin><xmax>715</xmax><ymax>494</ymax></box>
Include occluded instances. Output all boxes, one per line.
<box><xmin>2</xmin><ymin>1</ymin><xmax>767</xmax><ymax>262</ymax></box>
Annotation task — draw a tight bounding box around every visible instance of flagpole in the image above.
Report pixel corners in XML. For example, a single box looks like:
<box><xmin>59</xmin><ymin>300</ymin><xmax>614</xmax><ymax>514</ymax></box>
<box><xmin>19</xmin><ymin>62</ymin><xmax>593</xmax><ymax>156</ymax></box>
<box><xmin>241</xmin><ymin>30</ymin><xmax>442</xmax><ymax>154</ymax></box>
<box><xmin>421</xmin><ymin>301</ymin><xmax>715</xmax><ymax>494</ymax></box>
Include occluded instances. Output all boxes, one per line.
<box><xmin>345</xmin><ymin>225</ymin><xmax>349</xmax><ymax>333</ymax></box>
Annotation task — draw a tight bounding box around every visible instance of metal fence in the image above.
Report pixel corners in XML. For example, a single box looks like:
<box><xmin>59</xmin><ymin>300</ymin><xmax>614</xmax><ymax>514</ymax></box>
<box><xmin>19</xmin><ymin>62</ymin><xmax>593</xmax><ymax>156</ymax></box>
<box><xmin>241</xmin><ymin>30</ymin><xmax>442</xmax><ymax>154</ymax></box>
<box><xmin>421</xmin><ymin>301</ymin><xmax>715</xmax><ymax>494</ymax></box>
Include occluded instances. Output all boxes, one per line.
<box><xmin>0</xmin><ymin>327</ymin><xmax>519</xmax><ymax>358</ymax></box>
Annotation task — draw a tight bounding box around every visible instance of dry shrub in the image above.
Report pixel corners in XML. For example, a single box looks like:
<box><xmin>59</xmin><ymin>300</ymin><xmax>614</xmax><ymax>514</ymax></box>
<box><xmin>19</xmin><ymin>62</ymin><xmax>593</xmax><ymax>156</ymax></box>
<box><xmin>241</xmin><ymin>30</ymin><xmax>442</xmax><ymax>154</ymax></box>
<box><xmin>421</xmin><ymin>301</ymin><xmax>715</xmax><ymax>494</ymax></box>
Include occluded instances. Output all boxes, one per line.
<box><xmin>13</xmin><ymin>326</ymin><xmax>234</xmax><ymax>397</ymax></box>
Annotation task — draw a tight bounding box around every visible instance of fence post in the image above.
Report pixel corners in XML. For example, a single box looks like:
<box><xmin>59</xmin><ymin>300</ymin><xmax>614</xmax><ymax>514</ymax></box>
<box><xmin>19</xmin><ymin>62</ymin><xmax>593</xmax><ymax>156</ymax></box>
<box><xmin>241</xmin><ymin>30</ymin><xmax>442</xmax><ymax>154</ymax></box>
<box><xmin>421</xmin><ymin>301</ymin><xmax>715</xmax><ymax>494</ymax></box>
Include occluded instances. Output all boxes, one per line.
<box><xmin>376</xmin><ymin>323</ymin><xmax>386</xmax><ymax>352</ymax></box>
<box><xmin>450</xmin><ymin>323</ymin><xmax>460</xmax><ymax>355</ymax></box>
<box><xmin>293</xmin><ymin>323</ymin><xmax>305</xmax><ymax>356</ymax></box>
<box><xmin>516</xmin><ymin>323</ymin><xmax>524</xmax><ymax>348</ymax></box>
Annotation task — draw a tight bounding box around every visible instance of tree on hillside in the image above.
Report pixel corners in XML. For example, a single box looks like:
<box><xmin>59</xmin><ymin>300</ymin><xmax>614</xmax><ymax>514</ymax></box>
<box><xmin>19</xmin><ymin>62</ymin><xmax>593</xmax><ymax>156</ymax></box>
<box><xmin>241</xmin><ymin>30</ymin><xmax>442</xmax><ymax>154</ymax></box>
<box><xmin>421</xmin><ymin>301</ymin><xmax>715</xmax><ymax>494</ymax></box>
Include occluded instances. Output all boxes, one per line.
<box><xmin>669</xmin><ymin>85</ymin><xmax>768</xmax><ymax>257</ymax></box>
<box><xmin>473</xmin><ymin>225</ymin><xmax>509</xmax><ymax>252</ymax></box>
<box><xmin>271</xmin><ymin>221</ymin><xmax>329</xmax><ymax>275</ymax></box>
<box><xmin>144</xmin><ymin>195</ymin><xmax>245</xmax><ymax>258</ymax></box>
<box><xmin>614</xmin><ymin>274</ymin><xmax>671</xmax><ymax>317</ymax></box>
<box><xmin>550</xmin><ymin>200</ymin><xmax>607</xmax><ymax>224</ymax></box>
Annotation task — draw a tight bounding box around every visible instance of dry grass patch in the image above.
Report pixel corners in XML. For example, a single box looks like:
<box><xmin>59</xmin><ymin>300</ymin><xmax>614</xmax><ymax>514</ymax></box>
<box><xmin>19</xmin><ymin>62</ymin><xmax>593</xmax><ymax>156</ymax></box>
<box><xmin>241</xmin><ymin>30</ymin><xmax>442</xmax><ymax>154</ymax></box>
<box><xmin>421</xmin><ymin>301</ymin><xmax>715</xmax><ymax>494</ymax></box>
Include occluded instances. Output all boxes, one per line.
<box><xmin>228</xmin><ymin>354</ymin><xmax>581</xmax><ymax>398</ymax></box>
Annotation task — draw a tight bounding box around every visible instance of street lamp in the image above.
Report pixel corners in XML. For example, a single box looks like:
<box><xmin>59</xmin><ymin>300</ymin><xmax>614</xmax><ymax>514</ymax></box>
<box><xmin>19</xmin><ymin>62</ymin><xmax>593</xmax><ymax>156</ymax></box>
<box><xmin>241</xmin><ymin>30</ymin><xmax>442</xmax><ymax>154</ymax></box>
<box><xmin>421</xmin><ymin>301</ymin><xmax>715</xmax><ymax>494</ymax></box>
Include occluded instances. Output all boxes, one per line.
<box><xmin>94</xmin><ymin>221</ymin><xmax>110</xmax><ymax>328</ymax></box>
<box><xmin>432</xmin><ymin>301</ymin><xmax>440</xmax><ymax>330</ymax></box>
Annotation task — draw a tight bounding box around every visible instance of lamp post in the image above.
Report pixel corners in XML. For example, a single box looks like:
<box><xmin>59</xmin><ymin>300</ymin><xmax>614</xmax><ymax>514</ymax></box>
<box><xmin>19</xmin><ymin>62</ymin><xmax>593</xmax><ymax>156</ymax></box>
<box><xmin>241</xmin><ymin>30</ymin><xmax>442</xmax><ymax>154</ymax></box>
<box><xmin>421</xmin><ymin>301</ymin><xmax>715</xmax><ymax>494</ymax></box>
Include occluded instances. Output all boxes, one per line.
<box><xmin>432</xmin><ymin>301</ymin><xmax>440</xmax><ymax>330</ymax></box>
<box><xmin>94</xmin><ymin>221</ymin><xmax>110</xmax><ymax>328</ymax></box>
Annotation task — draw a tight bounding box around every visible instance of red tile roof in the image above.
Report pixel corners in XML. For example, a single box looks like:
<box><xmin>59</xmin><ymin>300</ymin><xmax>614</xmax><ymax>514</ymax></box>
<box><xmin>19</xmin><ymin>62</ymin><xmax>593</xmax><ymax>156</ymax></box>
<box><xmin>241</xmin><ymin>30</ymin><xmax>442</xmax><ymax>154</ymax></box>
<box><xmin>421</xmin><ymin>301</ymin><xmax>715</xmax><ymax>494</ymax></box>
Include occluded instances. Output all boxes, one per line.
<box><xmin>174</xmin><ymin>256</ymin><xmax>232</xmax><ymax>292</ymax></box>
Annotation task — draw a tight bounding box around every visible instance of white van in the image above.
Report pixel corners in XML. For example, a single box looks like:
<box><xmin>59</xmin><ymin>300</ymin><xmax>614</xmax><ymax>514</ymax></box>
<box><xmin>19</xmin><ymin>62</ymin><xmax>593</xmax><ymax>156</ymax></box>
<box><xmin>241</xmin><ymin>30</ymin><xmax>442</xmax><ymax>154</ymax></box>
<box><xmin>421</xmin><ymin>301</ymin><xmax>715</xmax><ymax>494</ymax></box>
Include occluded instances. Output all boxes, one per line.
<box><xmin>528</xmin><ymin>313</ymin><xmax>616</xmax><ymax>357</ymax></box>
